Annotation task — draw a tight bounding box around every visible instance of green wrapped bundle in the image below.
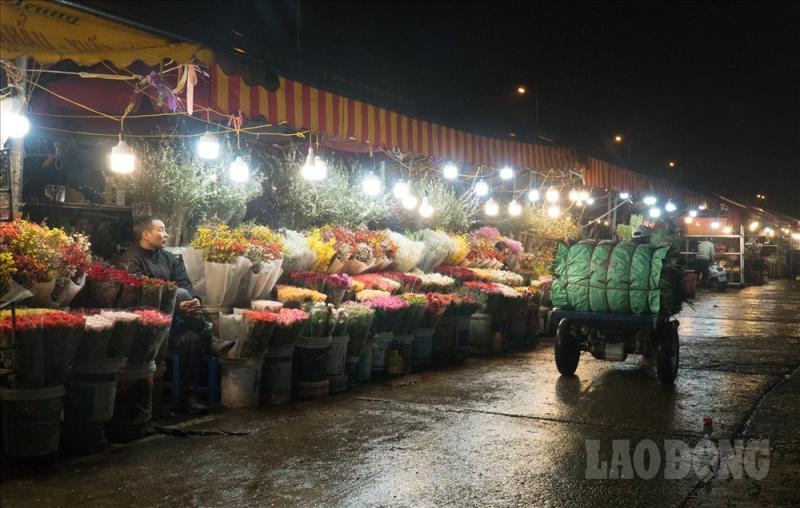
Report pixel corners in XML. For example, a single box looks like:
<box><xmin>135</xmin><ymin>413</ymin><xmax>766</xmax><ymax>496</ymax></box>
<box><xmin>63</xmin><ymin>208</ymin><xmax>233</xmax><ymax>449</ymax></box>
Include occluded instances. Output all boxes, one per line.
<box><xmin>650</xmin><ymin>245</ymin><xmax>684</xmax><ymax>316</ymax></box>
<box><xmin>565</xmin><ymin>240</ymin><xmax>596</xmax><ymax>311</ymax></box>
<box><xmin>630</xmin><ymin>244</ymin><xmax>655</xmax><ymax>314</ymax></box>
<box><xmin>550</xmin><ymin>242</ymin><xmax>570</xmax><ymax>308</ymax></box>
<box><xmin>606</xmin><ymin>242</ymin><xmax>637</xmax><ymax>313</ymax></box>
<box><xmin>589</xmin><ymin>241</ymin><xmax>616</xmax><ymax>312</ymax></box>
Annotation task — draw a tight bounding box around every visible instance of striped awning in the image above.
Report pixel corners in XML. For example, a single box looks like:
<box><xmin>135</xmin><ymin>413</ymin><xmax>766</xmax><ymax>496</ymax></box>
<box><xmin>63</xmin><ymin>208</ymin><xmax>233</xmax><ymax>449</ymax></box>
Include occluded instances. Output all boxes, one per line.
<box><xmin>210</xmin><ymin>65</ymin><xmax>581</xmax><ymax>170</ymax></box>
<box><xmin>583</xmin><ymin>157</ymin><xmax>674</xmax><ymax>196</ymax></box>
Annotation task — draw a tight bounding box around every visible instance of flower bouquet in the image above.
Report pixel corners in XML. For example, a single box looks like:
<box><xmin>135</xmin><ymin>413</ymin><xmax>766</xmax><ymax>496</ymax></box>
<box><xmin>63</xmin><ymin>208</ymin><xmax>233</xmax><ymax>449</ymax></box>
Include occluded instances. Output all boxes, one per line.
<box><xmin>251</xmin><ymin>300</ymin><xmax>284</xmax><ymax>312</ymax></box>
<box><xmin>127</xmin><ymin>309</ymin><xmax>172</xmax><ymax>366</ymax></box>
<box><xmin>73</xmin><ymin>314</ymin><xmax>116</xmax><ymax>362</ymax></box>
<box><xmin>271</xmin><ymin>308</ymin><xmax>310</xmax><ymax>347</ymax></box>
<box><xmin>282</xmin><ymin>230</ymin><xmax>316</xmax><ymax>274</ymax></box>
<box><xmin>421</xmin><ymin>292</ymin><xmax>449</xmax><ymax>329</ymax></box>
<box><xmin>307</xmin><ymin>228</ymin><xmax>341</xmax><ymax>273</ymax></box>
<box><xmin>276</xmin><ymin>285</ymin><xmax>327</xmax><ymax>307</ymax></box>
<box><xmin>446</xmin><ymin>233</ymin><xmax>470</xmax><ymax>266</ymax></box>
<box><xmin>365</xmin><ymin>296</ymin><xmax>411</xmax><ymax>334</ymax></box>
<box><xmin>160</xmin><ymin>280</ymin><xmax>178</xmax><ymax>315</ymax></box>
<box><xmin>418</xmin><ymin>273</ymin><xmax>456</xmax><ymax>293</ymax></box>
<box><xmin>352</xmin><ymin>273</ymin><xmax>401</xmax><ymax>293</ymax></box>
<box><xmin>84</xmin><ymin>264</ymin><xmax>126</xmax><ymax>308</ymax></box>
<box><xmin>382</xmin><ymin>272</ymin><xmax>422</xmax><ymax>293</ymax></box>
<box><xmin>435</xmin><ymin>266</ymin><xmax>476</xmax><ymax>284</ymax></box>
<box><xmin>185</xmin><ymin>224</ymin><xmax>252</xmax><ymax>307</ymax></box>
<box><xmin>115</xmin><ymin>271</ymin><xmax>144</xmax><ymax>308</ymax></box>
<box><xmin>355</xmin><ymin>289</ymin><xmax>390</xmax><ymax>302</ymax></box>
<box><xmin>367</xmin><ymin>230</ymin><xmax>397</xmax><ymax>271</ymax></box>
<box><xmin>290</xmin><ymin>271</ymin><xmax>328</xmax><ymax>292</ymax></box>
<box><xmin>325</xmin><ymin>273</ymin><xmax>354</xmax><ymax>306</ymax></box>
<box><xmin>1</xmin><ymin>310</ymin><xmax>85</xmax><ymax>388</ymax></box>
<box><xmin>0</xmin><ymin>220</ymin><xmax>60</xmax><ymax>307</ymax></box>
<box><xmin>482</xmin><ymin>269</ymin><xmax>525</xmax><ymax>287</ymax></box>
<box><xmin>416</xmin><ymin>229</ymin><xmax>457</xmax><ymax>273</ymax></box>
<box><xmin>140</xmin><ymin>276</ymin><xmax>166</xmax><ymax>309</ymax></box>
<box><xmin>388</xmin><ymin>231</ymin><xmax>425</xmax><ymax>272</ymax></box>
<box><xmin>100</xmin><ymin>310</ymin><xmax>141</xmax><ymax>359</ymax></box>
<box><xmin>239</xmin><ymin>224</ymin><xmax>285</xmax><ymax>302</ymax></box>
<box><xmin>229</xmin><ymin>310</ymin><xmax>277</xmax><ymax>358</ymax></box>
<box><xmin>48</xmin><ymin>232</ymin><xmax>92</xmax><ymax>307</ymax></box>
<box><xmin>396</xmin><ymin>293</ymin><xmax>428</xmax><ymax>335</ymax></box>
<box><xmin>341</xmin><ymin>302</ymin><xmax>374</xmax><ymax>357</ymax></box>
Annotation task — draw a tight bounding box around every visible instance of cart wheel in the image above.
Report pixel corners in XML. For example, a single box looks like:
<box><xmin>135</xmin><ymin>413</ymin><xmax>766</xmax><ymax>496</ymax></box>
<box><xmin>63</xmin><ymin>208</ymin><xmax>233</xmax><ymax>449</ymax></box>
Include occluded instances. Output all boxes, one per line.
<box><xmin>555</xmin><ymin>318</ymin><xmax>580</xmax><ymax>376</ymax></box>
<box><xmin>656</xmin><ymin>321</ymin><xmax>679</xmax><ymax>384</ymax></box>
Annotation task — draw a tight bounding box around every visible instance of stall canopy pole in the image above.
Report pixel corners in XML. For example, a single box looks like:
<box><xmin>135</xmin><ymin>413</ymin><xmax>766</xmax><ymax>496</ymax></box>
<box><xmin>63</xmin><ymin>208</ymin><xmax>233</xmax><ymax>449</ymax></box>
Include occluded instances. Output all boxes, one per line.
<box><xmin>10</xmin><ymin>56</ymin><xmax>27</xmax><ymax>216</ymax></box>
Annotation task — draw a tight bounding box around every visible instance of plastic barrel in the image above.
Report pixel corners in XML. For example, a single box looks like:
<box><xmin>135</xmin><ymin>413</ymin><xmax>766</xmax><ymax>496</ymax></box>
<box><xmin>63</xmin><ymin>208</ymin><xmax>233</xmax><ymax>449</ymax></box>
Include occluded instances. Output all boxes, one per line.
<box><xmin>413</xmin><ymin>329</ymin><xmax>434</xmax><ymax>371</ymax></box>
<box><xmin>294</xmin><ymin>336</ymin><xmax>331</xmax><ymax>398</ymax></box>
<box><xmin>452</xmin><ymin>316</ymin><xmax>471</xmax><ymax>364</ymax></box>
<box><xmin>507</xmin><ymin>301</ymin><xmax>528</xmax><ymax>348</ymax></box>
<box><xmin>391</xmin><ymin>334</ymin><xmax>415</xmax><ymax>375</ymax></box>
<box><xmin>261</xmin><ymin>345</ymin><xmax>294</xmax><ymax>405</ymax></box>
<box><xmin>1</xmin><ymin>385</ymin><xmax>65</xmax><ymax>458</ymax></box>
<box><xmin>107</xmin><ymin>361</ymin><xmax>155</xmax><ymax>443</ymax></box>
<box><xmin>371</xmin><ymin>332</ymin><xmax>394</xmax><ymax>376</ymax></box>
<box><xmin>468</xmin><ymin>313</ymin><xmax>492</xmax><ymax>356</ymax></box>
<box><xmin>326</xmin><ymin>335</ymin><xmax>350</xmax><ymax>393</ymax></box>
<box><xmin>432</xmin><ymin>317</ymin><xmax>454</xmax><ymax>367</ymax></box>
<box><xmin>358</xmin><ymin>342</ymin><xmax>373</xmax><ymax>383</ymax></box>
<box><xmin>220</xmin><ymin>357</ymin><xmax>262</xmax><ymax>409</ymax></box>
<box><xmin>62</xmin><ymin>357</ymin><xmax>125</xmax><ymax>456</ymax></box>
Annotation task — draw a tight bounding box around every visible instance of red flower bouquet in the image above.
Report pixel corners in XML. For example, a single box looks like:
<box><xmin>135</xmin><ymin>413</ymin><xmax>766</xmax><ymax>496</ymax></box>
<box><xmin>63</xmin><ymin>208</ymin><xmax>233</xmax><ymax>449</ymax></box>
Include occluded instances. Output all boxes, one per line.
<box><xmin>127</xmin><ymin>310</ymin><xmax>172</xmax><ymax>365</ymax></box>
<box><xmin>231</xmin><ymin>310</ymin><xmax>277</xmax><ymax>358</ymax></box>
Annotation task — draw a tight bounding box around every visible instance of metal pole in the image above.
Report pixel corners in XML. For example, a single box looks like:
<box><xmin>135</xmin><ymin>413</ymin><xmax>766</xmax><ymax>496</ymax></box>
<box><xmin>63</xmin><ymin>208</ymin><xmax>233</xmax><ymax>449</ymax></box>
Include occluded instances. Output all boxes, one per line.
<box><xmin>10</xmin><ymin>56</ymin><xmax>28</xmax><ymax>216</ymax></box>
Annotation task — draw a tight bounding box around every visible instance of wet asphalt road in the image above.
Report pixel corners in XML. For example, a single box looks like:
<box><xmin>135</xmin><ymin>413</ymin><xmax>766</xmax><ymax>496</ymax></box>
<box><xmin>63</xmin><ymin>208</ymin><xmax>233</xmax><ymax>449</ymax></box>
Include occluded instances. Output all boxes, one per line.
<box><xmin>2</xmin><ymin>280</ymin><xmax>799</xmax><ymax>507</ymax></box>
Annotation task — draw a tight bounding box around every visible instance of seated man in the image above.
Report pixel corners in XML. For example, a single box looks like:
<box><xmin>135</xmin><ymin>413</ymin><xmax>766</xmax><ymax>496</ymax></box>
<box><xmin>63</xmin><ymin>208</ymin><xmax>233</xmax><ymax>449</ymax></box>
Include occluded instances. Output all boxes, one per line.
<box><xmin>120</xmin><ymin>216</ymin><xmax>229</xmax><ymax>414</ymax></box>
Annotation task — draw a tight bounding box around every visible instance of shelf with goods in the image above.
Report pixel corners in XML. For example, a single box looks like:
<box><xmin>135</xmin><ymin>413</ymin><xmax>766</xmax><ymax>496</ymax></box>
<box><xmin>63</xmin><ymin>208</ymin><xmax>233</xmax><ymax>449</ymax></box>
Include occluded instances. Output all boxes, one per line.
<box><xmin>682</xmin><ymin>226</ymin><xmax>745</xmax><ymax>285</ymax></box>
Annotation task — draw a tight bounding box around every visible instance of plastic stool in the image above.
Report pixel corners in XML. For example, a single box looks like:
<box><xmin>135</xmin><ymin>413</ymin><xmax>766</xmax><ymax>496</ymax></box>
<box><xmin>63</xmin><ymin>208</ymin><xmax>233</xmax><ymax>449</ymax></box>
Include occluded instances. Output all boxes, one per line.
<box><xmin>164</xmin><ymin>354</ymin><xmax>220</xmax><ymax>405</ymax></box>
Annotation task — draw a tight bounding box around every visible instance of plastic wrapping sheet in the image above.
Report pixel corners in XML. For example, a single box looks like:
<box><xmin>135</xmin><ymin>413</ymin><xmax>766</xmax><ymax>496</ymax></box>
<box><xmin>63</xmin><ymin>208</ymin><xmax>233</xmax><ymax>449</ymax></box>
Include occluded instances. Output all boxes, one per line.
<box><xmin>589</xmin><ymin>241</ymin><xmax>616</xmax><ymax>313</ymax></box>
<box><xmin>606</xmin><ymin>242</ymin><xmax>637</xmax><ymax>313</ymax></box>
<box><xmin>565</xmin><ymin>240</ymin><xmax>595</xmax><ymax>311</ymax></box>
<box><xmin>630</xmin><ymin>245</ymin><xmax>655</xmax><ymax>314</ymax></box>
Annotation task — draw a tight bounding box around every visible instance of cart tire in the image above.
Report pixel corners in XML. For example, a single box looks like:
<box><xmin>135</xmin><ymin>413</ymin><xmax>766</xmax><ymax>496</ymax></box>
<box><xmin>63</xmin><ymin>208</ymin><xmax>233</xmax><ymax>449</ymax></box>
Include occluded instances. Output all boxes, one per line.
<box><xmin>656</xmin><ymin>321</ymin><xmax>679</xmax><ymax>384</ymax></box>
<box><xmin>555</xmin><ymin>318</ymin><xmax>580</xmax><ymax>376</ymax></box>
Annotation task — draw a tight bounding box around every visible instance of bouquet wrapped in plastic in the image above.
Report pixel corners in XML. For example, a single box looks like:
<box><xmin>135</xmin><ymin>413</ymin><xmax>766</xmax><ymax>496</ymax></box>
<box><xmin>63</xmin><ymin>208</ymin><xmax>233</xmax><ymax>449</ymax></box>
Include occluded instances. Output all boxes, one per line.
<box><xmin>276</xmin><ymin>285</ymin><xmax>327</xmax><ymax>306</ymax></box>
<box><xmin>139</xmin><ymin>276</ymin><xmax>166</xmax><ymax>309</ymax></box>
<box><xmin>271</xmin><ymin>308</ymin><xmax>310</xmax><ymax>347</ymax></box>
<box><xmin>382</xmin><ymin>272</ymin><xmax>422</xmax><ymax>293</ymax></box>
<box><xmin>324</xmin><ymin>273</ymin><xmax>354</xmax><ymax>306</ymax></box>
<box><xmin>396</xmin><ymin>293</ymin><xmax>428</xmax><ymax>335</ymax></box>
<box><xmin>282</xmin><ymin>230</ymin><xmax>316</xmax><ymax>274</ymax></box>
<box><xmin>365</xmin><ymin>295</ymin><xmax>411</xmax><ymax>333</ymax></box>
<box><xmin>127</xmin><ymin>309</ymin><xmax>172</xmax><ymax>366</ymax></box>
<box><xmin>418</xmin><ymin>273</ymin><xmax>456</xmax><ymax>293</ymax></box>
<box><xmin>355</xmin><ymin>289</ymin><xmax>391</xmax><ymax>302</ymax></box>
<box><xmin>74</xmin><ymin>314</ymin><xmax>116</xmax><ymax>362</ymax></box>
<box><xmin>416</xmin><ymin>229</ymin><xmax>457</xmax><ymax>273</ymax></box>
<box><xmin>230</xmin><ymin>310</ymin><xmax>277</xmax><ymax>358</ymax></box>
<box><xmin>388</xmin><ymin>231</ymin><xmax>425</xmax><ymax>272</ymax></box>
<box><xmin>84</xmin><ymin>264</ymin><xmax>133</xmax><ymax>307</ymax></box>
<box><xmin>160</xmin><ymin>280</ymin><xmax>178</xmax><ymax>315</ymax></box>
<box><xmin>239</xmin><ymin>224</ymin><xmax>285</xmax><ymax>302</ymax></box>
<box><xmin>302</xmin><ymin>302</ymin><xmax>335</xmax><ymax>338</ymax></box>
<box><xmin>184</xmin><ymin>224</ymin><xmax>253</xmax><ymax>307</ymax></box>
<box><xmin>436</xmin><ymin>266</ymin><xmax>476</xmax><ymax>284</ymax></box>
<box><xmin>352</xmin><ymin>273</ymin><xmax>401</xmax><ymax>294</ymax></box>
<box><xmin>421</xmin><ymin>292</ymin><xmax>448</xmax><ymax>329</ymax></box>
<box><xmin>100</xmin><ymin>310</ymin><xmax>141</xmax><ymax>359</ymax></box>
<box><xmin>341</xmin><ymin>302</ymin><xmax>375</xmax><ymax>357</ymax></box>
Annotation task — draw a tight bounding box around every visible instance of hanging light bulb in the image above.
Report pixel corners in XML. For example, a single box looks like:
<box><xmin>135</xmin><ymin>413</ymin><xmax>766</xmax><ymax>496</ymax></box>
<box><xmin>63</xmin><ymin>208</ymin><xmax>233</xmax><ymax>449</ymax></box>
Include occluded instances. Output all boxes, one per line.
<box><xmin>393</xmin><ymin>180</ymin><xmax>410</xmax><ymax>200</ymax></box>
<box><xmin>528</xmin><ymin>188</ymin><xmax>540</xmax><ymax>202</ymax></box>
<box><xmin>362</xmin><ymin>171</ymin><xmax>382</xmax><ymax>196</ymax></box>
<box><xmin>419</xmin><ymin>196</ymin><xmax>434</xmax><ymax>218</ymax></box>
<box><xmin>402</xmin><ymin>194</ymin><xmax>418</xmax><ymax>210</ymax></box>
<box><xmin>499</xmin><ymin>166</ymin><xmax>514</xmax><ymax>180</ymax></box>
<box><xmin>229</xmin><ymin>156</ymin><xmax>250</xmax><ymax>182</ymax></box>
<box><xmin>443</xmin><ymin>162</ymin><xmax>458</xmax><ymax>179</ymax></box>
<box><xmin>649</xmin><ymin>207</ymin><xmax>662</xmax><ymax>218</ymax></box>
<box><xmin>684</xmin><ymin>216</ymin><xmax>693</xmax><ymax>224</ymax></box>
<box><xmin>484</xmin><ymin>198</ymin><xmax>499</xmax><ymax>216</ymax></box>
<box><xmin>587</xmin><ymin>197</ymin><xmax>595</xmax><ymax>205</ymax></box>
<box><xmin>545</xmin><ymin>186</ymin><xmax>560</xmax><ymax>203</ymax></box>
<box><xmin>749</xmin><ymin>221</ymin><xmax>760</xmax><ymax>232</ymax></box>
<box><xmin>619</xmin><ymin>192</ymin><xmax>630</xmax><ymax>200</ymax></box>
<box><xmin>643</xmin><ymin>195</ymin><xmax>657</xmax><ymax>206</ymax></box>
<box><xmin>547</xmin><ymin>205</ymin><xmax>560</xmax><ymax>218</ymax></box>
<box><xmin>665</xmin><ymin>201</ymin><xmax>677</xmax><ymax>213</ymax></box>
<box><xmin>575</xmin><ymin>200</ymin><xmax>584</xmax><ymax>207</ymax></box>
<box><xmin>568</xmin><ymin>189</ymin><xmax>579</xmax><ymax>201</ymax></box>
<box><xmin>710</xmin><ymin>221</ymin><xmax>720</xmax><ymax>230</ymax></box>
<box><xmin>723</xmin><ymin>226</ymin><xmax>732</xmax><ymax>234</ymax></box>
<box><xmin>109</xmin><ymin>135</ymin><xmax>135</xmax><ymax>174</ymax></box>
<box><xmin>5</xmin><ymin>113</ymin><xmax>30</xmax><ymax>139</ymax></box>
<box><xmin>475</xmin><ymin>179</ymin><xmax>489</xmax><ymax>197</ymax></box>
<box><xmin>197</xmin><ymin>131</ymin><xmax>220</xmax><ymax>160</ymax></box>
<box><xmin>763</xmin><ymin>227</ymin><xmax>774</xmax><ymax>237</ymax></box>
<box><xmin>698</xmin><ymin>203</ymin><xmax>707</xmax><ymax>210</ymax></box>
<box><xmin>579</xmin><ymin>190</ymin><xmax>590</xmax><ymax>201</ymax></box>
<box><xmin>689</xmin><ymin>209</ymin><xmax>698</xmax><ymax>218</ymax></box>
<box><xmin>508</xmin><ymin>199</ymin><xmax>522</xmax><ymax>216</ymax></box>
<box><xmin>301</xmin><ymin>146</ymin><xmax>326</xmax><ymax>181</ymax></box>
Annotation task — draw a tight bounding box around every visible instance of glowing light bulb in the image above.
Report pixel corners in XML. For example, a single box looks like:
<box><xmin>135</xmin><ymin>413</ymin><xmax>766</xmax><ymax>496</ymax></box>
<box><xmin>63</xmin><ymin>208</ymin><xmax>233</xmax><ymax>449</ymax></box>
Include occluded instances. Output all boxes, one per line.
<box><xmin>484</xmin><ymin>198</ymin><xmax>499</xmax><ymax>216</ymax></box>
<box><xmin>698</xmin><ymin>203</ymin><xmax>707</xmax><ymax>210</ymax></box>
<box><xmin>5</xmin><ymin>114</ymin><xmax>30</xmax><ymax>139</ymax></box>
<box><xmin>575</xmin><ymin>200</ymin><xmax>584</xmax><ymax>207</ymax></box>
<box><xmin>568</xmin><ymin>189</ymin><xmax>579</xmax><ymax>201</ymax></box>
<box><xmin>301</xmin><ymin>147</ymin><xmax>327</xmax><ymax>181</ymax></box>
<box><xmin>402</xmin><ymin>194</ymin><xmax>418</xmax><ymax>210</ymax></box>
<box><xmin>547</xmin><ymin>205</ymin><xmax>560</xmax><ymax>218</ymax></box>
<box><xmin>619</xmin><ymin>192</ymin><xmax>630</xmax><ymax>200</ymax></box>
<box><xmin>499</xmin><ymin>166</ymin><xmax>514</xmax><ymax>180</ymax></box>
<box><xmin>710</xmin><ymin>221</ymin><xmax>720</xmax><ymax>230</ymax></box>
<box><xmin>197</xmin><ymin>131</ymin><xmax>220</xmax><ymax>160</ymax></box>
<box><xmin>749</xmin><ymin>221</ymin><xmax>760</xmax><ymax>232</ymax></box>
<box><xmin>443</xmin><ymin>162</ymin><xmax>458</xmax><ymax>179</ymax></box>
<box><xmin>419</xmin><ymin>196</ymin><xmax>434</xmax><ymax>218</ymax></box>
<box><xmin>393</xmin><ymin>180</ymin><xmax>410</xmax><ymax>200</ymax></box>
<box><xmin>545</xmin><ymin>187</ymin><xmax>559</xmax><ymax>203</ymax></box>
<box><xmin>643</xmin><ymin>195</ymin><xmax>657</xmax><ymax>206</ymax></box>
<box><xmin>689</xmin><ymin>210</ymin><xmax>698</xmax><ymax>218</ymax></box>
<box><xmin>649</xmin><ymin>207</ymin><xmax>662</xmax><ymax>219</ymax></box>
<box><xmin>475</xmin><ymin>179</ymin><xmax>489</xmax><ymax>197</ymax></box>
<box><xmin>508</xmin><ymin>199</ymin><xmax>522</xmax><ymax>216</ymax></box>
<box><xmin>684</xmin><ymin>216</ymin><xmax>693</xmax><ymax>224</ymax></box>
<box><xmin>587</xmin><ymin>197</ymin><xmax>595</xmax><ymax>205</ymax></box>
<box><xmin>109</xmin><ymin>137</ymin><xmax>135</xmax><ymax>174</ymax></box>
<box><xmin>229</xmin><ymin>156</ymin><xmax>250</xmax><ymax>182</ymax></box>
<box><xmin>579</xmin><ymin>190</ymin><xmax>590</xmax><ymax>201</ymax></box>
<box><xmin>723</xmin><ymin>226</ymin><xmax>732</xmax><ymax>234</ymax></box>
<box><xmin>665</xmin><ymin>201</ymin><xmax>677</xmax><ymax>213</ymax></box>
<box><xmin>362</xmin><ymin>171</ymin><xmax>382</xmax><ymax>196</ymax></box>
<box><xmin>528</xmin><ymin>189</ymin><xmax>540</xmax><ymax>202</ymax></box>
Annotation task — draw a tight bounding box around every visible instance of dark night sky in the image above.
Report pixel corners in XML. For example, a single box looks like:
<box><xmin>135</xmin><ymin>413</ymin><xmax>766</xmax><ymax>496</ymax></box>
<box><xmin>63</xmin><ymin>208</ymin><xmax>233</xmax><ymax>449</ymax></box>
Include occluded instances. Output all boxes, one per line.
<box><xmin>84</xmin><ymin>1</ymin><xmax>800</xmax><ymax>216</ymax></box>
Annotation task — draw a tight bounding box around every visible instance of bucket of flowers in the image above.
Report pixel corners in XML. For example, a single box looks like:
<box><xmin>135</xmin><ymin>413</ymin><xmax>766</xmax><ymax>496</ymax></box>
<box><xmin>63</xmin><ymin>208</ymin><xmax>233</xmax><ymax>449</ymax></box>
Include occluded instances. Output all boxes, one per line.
<box><xmin>126</xmin><ymin>310</ymin><xmax>172</xmax><ymax>366</ymax></box>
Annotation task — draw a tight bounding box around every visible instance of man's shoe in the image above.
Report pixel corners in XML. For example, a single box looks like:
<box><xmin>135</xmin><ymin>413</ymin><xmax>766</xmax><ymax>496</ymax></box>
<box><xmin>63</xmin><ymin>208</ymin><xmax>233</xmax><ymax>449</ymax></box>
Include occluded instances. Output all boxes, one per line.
<box><xmin>212</xmin><ymin>340</ymin><xmax>236</xmax><ymax>357</ymax></box>
<box><xmin>183</xmin><ymin>395</ymin><xmax>208</xmax><ymax>415</ymax></box>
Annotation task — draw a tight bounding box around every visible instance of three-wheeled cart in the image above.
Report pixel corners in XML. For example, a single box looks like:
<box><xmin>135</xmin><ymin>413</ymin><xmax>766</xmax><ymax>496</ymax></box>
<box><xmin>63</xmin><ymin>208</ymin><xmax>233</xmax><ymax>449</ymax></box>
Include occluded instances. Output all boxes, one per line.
<box><xmin>548</xmin><ymin>310</ymin><xmax>680</xmax><ymax>383</ymax></box>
